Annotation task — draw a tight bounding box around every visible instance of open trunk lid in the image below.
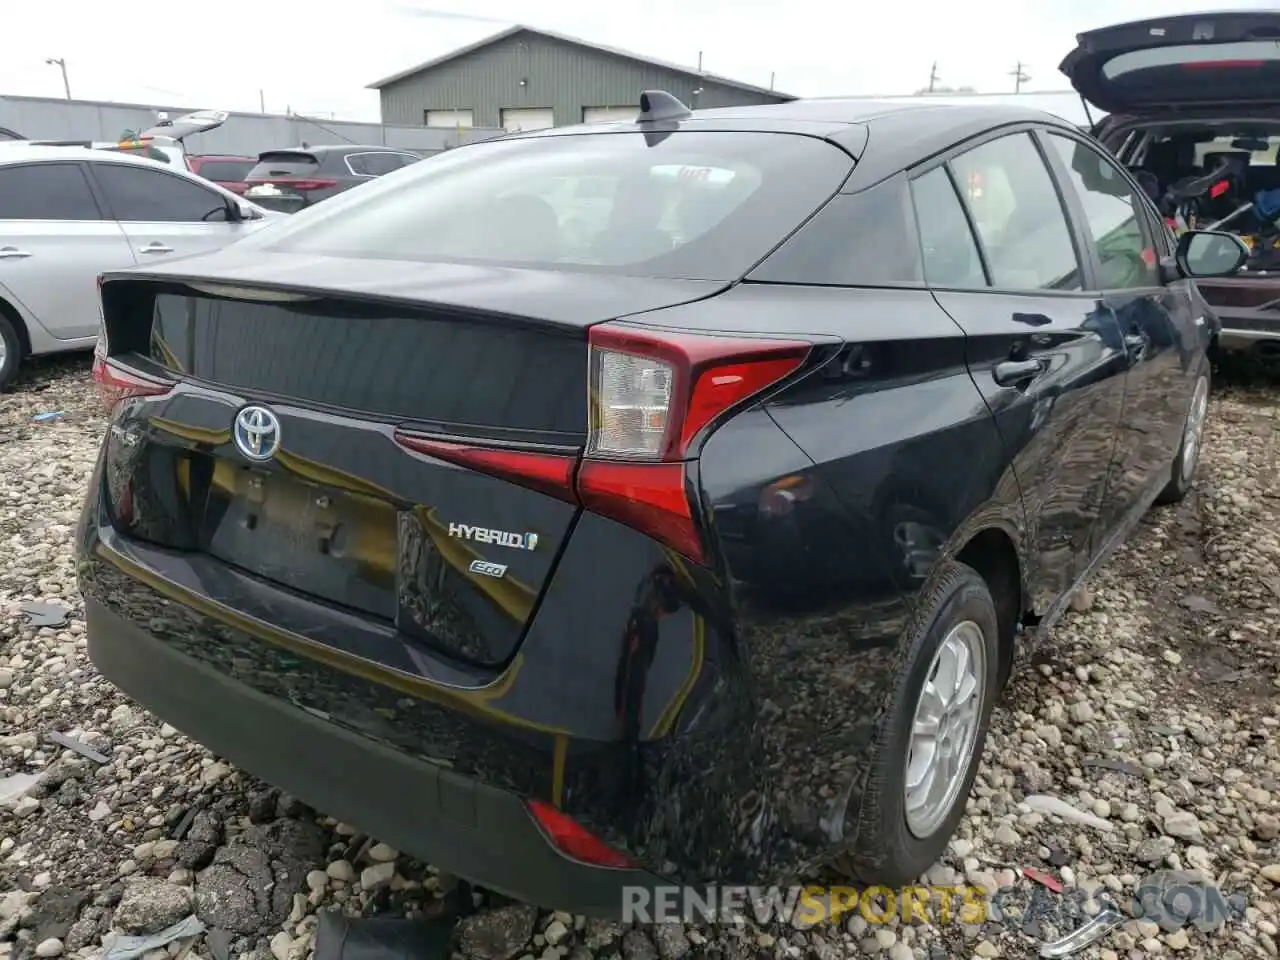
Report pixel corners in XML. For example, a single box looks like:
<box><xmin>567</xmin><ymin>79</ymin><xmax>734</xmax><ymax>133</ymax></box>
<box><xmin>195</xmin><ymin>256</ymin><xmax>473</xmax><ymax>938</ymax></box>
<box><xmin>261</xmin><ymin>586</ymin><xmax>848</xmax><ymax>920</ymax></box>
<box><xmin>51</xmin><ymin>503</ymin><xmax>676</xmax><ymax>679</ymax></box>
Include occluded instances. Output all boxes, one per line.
<box><xmin>141</xmin><ymin>109</ymin><xmax>230</xmax><ymax>144</ymax></box>
<box><xmin>1061</xmin><ymin>11</ymin><xmax>1280</xmax><ymax>116</ymax></box>
<box><xmin>96</xmin><ymin>254</ymin><xmax>725</xmax><ymax>668</ymax></box>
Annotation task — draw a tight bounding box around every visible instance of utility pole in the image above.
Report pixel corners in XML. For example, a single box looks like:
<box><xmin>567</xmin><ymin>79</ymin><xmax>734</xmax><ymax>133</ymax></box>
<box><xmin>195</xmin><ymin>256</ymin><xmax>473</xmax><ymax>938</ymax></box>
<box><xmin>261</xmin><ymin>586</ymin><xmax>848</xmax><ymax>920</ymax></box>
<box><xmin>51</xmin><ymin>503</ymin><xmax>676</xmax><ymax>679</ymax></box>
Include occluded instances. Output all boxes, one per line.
<box><xmin>259</xmin><ymin>89</ymin><xmax>266</xmax><ymax>113</ymax></box>
<box><xmin>45</xmin><ymin>58</ymin><xmax>70</xmax><ymax>99</ymax></box>
<box><xmin>1009</xmin><ymin>61</ymin><xmax>1030</xmax><ymax>93</ymax></box>
<box><xmin>769</xmin><ymin>71</ymin><xmax>775</xmax><ymax>91</ymax></box>
<box><xmin>928</xmin><ymin>61</ymin><xmax>941</xmax><ymax>93</ymax></box>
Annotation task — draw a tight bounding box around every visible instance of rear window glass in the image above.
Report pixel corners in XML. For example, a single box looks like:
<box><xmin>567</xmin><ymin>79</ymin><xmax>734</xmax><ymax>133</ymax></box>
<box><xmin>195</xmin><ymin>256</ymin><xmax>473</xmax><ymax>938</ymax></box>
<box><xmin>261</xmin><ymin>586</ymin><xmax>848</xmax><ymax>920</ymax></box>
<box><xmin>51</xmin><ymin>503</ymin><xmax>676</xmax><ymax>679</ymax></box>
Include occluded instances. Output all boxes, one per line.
<box><xmin>1103</xmin><ymin>40</ymin><xmax>1280</xmax><ymax>79</ymax></box>
<box><xmin>197</xmin><ymin>160</ymin><xmax>254</xmax><ymax>181</ymax></box>
<box><xmin>251</xmin><ymin>132</ymin><xmax>853</xmax><ymax>281</ymax></box>
<box><xmin>247</xmin><ymin>153</ymin><xmax>320</xmax><ymax>179</ymax></box>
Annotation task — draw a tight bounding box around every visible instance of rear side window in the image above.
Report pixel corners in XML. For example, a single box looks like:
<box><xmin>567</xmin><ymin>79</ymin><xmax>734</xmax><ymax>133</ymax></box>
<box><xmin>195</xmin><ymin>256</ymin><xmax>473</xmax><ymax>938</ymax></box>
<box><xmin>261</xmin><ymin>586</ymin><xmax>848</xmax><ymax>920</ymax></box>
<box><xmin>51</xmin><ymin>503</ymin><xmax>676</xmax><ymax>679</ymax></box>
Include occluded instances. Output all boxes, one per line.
<box><xmin>910</xmin><ymin>167</ymin><xmax>986</xmax><ymax>287</ymax></box>
<box><xmin>1045</xmin><ymin>134</ymin><xmax>1159</xmax><ymax>290</ymax></box>
<box><xmin>749</xmin><ymin>174</ymin><xmax>922</xmax><ymax>285</ymax></box>
<box><xmin>93</xmin><ymin>163</ymin><xmax>229</xmax><ymax>223</ymax></box>
<box><xmin>251</xmin><ymin>132</ymin><xmax>854</xmax><ymax>281</ymax></box>
<box><xmin>950</xmin><ymin>133</ymin><xmax>1083</xmax><ymax>291</ymax></box>
<box><xmin>347</xmin><ymin>152</ymin><xmax>413</xmax><ymax>176</ymax></box>
<box><xmin>0</xmin><ymin>163</ymin><xmax>101</xmax><ymax>220</ymax></box>
<box><xmin>196</xmin><ymin>160</ymin><xmax>254</xmax><ymax>181</ymax></box>
<box><xmin>246</xmin><ymin>152</ymin><xmax>320</xmax><ymax>179</ymax></box>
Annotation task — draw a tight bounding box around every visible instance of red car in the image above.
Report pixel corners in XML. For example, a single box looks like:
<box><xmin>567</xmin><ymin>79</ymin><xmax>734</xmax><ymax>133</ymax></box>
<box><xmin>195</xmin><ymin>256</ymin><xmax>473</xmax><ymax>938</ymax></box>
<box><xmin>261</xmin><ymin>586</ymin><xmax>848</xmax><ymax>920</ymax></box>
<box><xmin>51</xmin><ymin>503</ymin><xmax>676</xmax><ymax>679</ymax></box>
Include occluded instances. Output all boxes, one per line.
<box><xmin>187</xmin><ymin>155</ymin><xmax>256</xmax><ymax>195</ymax></box>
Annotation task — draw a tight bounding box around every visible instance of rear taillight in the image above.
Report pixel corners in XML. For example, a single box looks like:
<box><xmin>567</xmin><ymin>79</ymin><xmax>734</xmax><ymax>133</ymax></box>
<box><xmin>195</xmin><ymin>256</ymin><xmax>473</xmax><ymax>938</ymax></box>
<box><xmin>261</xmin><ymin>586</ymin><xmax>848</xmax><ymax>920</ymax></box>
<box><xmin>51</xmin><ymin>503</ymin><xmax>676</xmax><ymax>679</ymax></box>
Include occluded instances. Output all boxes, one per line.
<box><xmin>393</xmin><ymin>325</ymin><xmax>810</xmax><ymax>565</ymax></box>
<box><xmin>92</xmin><ymin>355</ymin><xmax>172</xmax><ymax>411</ymax></box>
<box><xmin>245</xmin><ymin>178</ymin><xmax>337</xmax><ymax>192</ymax></box>
<box><xmin>527</xmin><ymin>799</ymin><xmax>637</xmax><ymax>869</ymax></box>
<box><xmin>579</xmin><ymin>325</ymin><xmax>809</xmax><ymax>563</ymax></box>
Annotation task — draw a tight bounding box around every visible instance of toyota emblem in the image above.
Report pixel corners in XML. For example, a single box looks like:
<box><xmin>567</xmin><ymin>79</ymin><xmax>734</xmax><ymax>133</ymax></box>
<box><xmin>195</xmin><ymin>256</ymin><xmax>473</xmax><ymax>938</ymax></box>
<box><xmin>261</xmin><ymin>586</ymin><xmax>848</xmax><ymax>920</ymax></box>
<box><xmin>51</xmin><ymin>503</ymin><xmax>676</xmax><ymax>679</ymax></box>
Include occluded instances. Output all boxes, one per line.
<box><xmin>233</xmin><ymin>405</ymin><xmax>282</xmax><ymax>462</ymax></box>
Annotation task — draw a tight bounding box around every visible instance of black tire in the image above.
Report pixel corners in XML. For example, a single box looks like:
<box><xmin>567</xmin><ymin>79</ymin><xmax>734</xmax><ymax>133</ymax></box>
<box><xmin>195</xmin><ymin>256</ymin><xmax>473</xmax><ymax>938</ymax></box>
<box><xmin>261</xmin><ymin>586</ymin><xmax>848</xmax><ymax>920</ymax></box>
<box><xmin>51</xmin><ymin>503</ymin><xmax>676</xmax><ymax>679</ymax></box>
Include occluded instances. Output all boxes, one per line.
<box><xmin>835</xmin><ymin>561</ymin><xmax>1001</xmax><ymax>887</ymax></box>
<box><xmin>0</xmin><ymin>311</ymin><xmax>21</xmax><ymax>392</ymax></box>
<box><xmin>1154</xmin><ymin>364</ymin><xmax>1211</xmax><ymax>506</ymax></box>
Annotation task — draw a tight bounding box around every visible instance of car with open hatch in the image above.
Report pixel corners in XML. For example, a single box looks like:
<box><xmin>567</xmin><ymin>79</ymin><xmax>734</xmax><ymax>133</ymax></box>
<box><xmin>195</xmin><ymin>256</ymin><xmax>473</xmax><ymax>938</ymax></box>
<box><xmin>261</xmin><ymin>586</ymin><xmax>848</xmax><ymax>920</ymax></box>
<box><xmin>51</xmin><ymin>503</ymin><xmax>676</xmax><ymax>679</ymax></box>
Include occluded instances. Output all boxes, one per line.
<box><xmin>1062</xmin><ymin>9</ymin><xmax>1280</xmax><ymax>373</ymax></box>
<box><xmin>77</xmin><ymin>90</ymin><xmax>1247</xmax><ymax>915</ymax></box>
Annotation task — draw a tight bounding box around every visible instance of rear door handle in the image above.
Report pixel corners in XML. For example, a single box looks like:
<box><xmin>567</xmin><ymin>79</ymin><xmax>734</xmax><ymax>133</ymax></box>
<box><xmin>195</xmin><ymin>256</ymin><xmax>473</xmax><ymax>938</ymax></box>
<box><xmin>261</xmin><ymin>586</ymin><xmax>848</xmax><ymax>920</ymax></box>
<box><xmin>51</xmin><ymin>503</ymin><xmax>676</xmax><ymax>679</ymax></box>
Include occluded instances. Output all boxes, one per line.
<box><xmin>0</xmin><ymin>247</ymin><xmax>32</xmax><ymax>259</ymax></box>
<box><xmin>139</xmin><ymin>243</ymin><xmax>174</xmax><ymax>254</ymax></box>
<box><xmin>993</xmin><ymin>358</ymin><xmax>1047</xmax><ymax>388</ymax></box>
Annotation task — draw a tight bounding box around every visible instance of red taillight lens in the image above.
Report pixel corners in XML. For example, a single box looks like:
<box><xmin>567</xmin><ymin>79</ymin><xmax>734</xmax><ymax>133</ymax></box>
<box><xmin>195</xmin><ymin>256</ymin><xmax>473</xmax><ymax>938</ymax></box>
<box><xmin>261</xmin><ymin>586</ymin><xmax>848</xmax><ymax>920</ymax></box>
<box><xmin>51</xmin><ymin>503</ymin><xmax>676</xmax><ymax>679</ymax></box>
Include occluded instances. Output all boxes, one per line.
<box><xmin>245</xmin><ymin>178</ymin><xmax>337</xmax><ymax>192</ymax></box>
<box><xmin>1182</xmin><ymin>59</ymin><xmax>1265</xmax><ymax>70</ymax></box>
<box><xmin>586</xmin><ymin>325</ymin><xmax>810</xmax><ymax>461</ymax></box>
<box><xmin>92</xmin><ymin>355</ymin><xmax>172</xmax><ymax>411</ymax></box>
<box><xmin>580</xmin><ymin>324</ymin><xmax>810</xmax><ymax>563</ymax></box>
<box><xmin>527</xmin><ymin>799</ymin><xmax>637</xmax><ymax>869</ymax></box>
<box><xmin>393</xmin><ymin>435</ymin><xmax>578</xmax><ymax>504</ymax></box>
<box><xmin>391</xmin><ymin>326</ymin><xmax>811</xmax><ymax>566</ymax></box>
<box><xmin>578</xmin><ymin>461</ymin><xmax>703</xmax><ymax>562</ymax></box>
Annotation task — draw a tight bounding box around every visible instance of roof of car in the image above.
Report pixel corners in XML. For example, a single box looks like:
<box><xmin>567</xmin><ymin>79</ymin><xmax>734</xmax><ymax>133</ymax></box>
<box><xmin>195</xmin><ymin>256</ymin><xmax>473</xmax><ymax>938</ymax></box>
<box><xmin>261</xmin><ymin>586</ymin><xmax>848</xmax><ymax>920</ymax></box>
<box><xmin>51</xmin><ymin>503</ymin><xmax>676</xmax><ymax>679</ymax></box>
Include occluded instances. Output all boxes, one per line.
<box><xmin>519</xmin><ymin>98</ymin><xmax>1081</xmax><ymax>185</ymax></box>
<box><xmin>0</xmin><ymin>143</ymin><xmax>183</xmax><ymax>166</ymax></box>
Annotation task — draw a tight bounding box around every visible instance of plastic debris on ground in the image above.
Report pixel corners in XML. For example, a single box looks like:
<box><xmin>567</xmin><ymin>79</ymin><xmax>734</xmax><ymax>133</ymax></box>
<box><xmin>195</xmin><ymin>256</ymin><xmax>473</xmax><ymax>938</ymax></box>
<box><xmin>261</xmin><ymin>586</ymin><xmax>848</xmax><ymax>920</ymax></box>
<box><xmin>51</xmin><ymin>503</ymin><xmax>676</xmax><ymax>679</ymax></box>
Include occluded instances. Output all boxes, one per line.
<box><xmin>45</xmin><ymin>729</ymin><xmax>110</xmax><ymax>764</ymax></box>
<box><xmin>0</xmin><ymin>770</ymin><xmax>44</xmax><ymax>805</ymax></box>
<box><xmin>1022</xmin><ymin>866</ymin><xmax>1064</xmax><ymax>894</ymax></box>
<box><xmin>19</xmin><ymin>601</ymin><xmax>69</xmax><ymax>627</ymax></box>
<box><xmin>313</xmin><ymin>910</ymin><xmax>453</xmax><ymax>960</ymax></box>
<box><xmin>31</xmin><ymin>411</ymin><xmax>66</xmax><ymax>422</ymax></box>
<box><xmin>103</xmin><ymin>915</ymin><xmax>205</xmax><ymax>960</ymax></box>
<box><xmin>1038</xmin><ymin>908</ymin><xmax>1124</xmax><ymax>958</ymax></box>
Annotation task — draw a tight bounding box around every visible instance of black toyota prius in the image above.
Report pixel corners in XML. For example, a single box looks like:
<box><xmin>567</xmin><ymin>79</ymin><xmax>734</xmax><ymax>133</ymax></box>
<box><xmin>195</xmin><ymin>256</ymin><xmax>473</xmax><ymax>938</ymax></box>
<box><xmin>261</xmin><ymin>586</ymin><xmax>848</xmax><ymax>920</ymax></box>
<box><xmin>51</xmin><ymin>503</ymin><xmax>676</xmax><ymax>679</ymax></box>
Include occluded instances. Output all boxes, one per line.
<box><xmin>78</xmin><ymin>90</ymin><xmax>1245</xmax><ymax>915</ymax></box>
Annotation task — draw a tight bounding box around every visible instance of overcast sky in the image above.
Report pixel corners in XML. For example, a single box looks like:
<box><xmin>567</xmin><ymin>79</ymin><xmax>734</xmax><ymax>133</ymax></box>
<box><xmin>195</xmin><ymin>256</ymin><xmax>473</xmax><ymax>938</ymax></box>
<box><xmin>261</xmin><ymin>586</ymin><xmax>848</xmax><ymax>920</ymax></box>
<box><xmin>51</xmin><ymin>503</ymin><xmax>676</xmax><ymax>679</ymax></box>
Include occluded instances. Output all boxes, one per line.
<box><xmin>0</xmin><ymin>0</ymin><xmax>1273</xmax><ymax>122</ymax></box>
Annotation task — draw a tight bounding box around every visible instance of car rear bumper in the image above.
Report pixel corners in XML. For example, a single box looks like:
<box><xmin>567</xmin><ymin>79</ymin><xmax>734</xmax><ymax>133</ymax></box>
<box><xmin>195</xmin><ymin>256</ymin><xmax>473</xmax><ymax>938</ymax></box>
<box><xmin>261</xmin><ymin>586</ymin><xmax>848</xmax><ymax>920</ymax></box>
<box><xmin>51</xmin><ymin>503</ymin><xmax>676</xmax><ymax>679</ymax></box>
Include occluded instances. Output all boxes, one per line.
<box><xmin>84</xmin><ymin>593</ymin><xmax>665</xmax><ymax>916</ymax></box>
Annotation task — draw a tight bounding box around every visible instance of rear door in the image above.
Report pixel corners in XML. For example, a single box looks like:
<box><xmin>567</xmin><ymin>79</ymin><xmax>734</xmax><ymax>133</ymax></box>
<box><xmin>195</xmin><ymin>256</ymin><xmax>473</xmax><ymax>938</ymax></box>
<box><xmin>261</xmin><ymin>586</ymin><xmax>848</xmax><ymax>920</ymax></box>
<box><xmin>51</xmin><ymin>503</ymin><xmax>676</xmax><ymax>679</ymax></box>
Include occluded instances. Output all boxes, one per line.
<box><xmin>0</xmin><ymin>160</ymin><xmax>135</xmax><ymax>342</ymax></box>
<box><xmin>911</xmin><ymin>128</ymin><xmax>1130</xmax><ymax>613</ymax></box>
<box><xmin>1040</xmin><ymin>129</ymin><xmax>1199</xmax><ymax>534</ymax></box>
<box><xmin>87</xmin><ymin>160</ymin><xmax>257</xmax><ymax>260</ymax></box>
<box><xmin>1060</xmin><ymin>11</ymin><xmax>1280</xmax><ymax>115</ymax></box>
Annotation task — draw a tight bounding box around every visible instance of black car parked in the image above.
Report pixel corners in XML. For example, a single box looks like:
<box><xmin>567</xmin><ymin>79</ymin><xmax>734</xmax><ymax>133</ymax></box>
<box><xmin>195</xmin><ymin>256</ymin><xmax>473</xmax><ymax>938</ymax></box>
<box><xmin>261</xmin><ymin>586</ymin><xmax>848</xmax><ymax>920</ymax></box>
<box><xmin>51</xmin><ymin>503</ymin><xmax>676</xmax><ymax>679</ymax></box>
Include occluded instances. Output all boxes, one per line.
<box><xmin>80</xmin><ymin>91</ymin><xmax>1245</xmax><ymax>915</ymax></box>
<box><xmin>243</xmin><ymin>144</ymin><xmax>423</xmax><ymax>213</ymax></box>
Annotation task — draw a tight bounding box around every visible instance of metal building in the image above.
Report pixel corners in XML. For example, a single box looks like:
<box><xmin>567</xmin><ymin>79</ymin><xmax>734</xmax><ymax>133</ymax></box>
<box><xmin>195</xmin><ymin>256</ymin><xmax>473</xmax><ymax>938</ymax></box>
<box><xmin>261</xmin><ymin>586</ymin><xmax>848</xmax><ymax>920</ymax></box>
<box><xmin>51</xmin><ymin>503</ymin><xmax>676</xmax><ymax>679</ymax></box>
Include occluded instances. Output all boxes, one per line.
<box><xmin>369</xmin><ymin>25</ymin><xmax>795</xmax><ymax>133</ymax></box>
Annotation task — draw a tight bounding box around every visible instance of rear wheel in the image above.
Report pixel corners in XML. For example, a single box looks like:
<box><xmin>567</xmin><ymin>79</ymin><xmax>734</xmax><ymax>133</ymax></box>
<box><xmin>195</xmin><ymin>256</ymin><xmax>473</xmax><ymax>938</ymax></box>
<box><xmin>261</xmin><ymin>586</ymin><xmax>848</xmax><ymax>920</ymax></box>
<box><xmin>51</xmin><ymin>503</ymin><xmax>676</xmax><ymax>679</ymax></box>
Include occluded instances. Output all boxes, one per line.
<box><xmin>1154</xmin><ymin>367</ymin><xmax>1210</xmax><ymax>506</ymax></box>
<box><xmin>835</xmin><ymin>561</ymin><xmax>1000</xmax><ymax>887</ymax></box>
<box><xmin>0</xmin><ymin>312</ymin><xmax>21</xmax><ymax>392</ymax></box>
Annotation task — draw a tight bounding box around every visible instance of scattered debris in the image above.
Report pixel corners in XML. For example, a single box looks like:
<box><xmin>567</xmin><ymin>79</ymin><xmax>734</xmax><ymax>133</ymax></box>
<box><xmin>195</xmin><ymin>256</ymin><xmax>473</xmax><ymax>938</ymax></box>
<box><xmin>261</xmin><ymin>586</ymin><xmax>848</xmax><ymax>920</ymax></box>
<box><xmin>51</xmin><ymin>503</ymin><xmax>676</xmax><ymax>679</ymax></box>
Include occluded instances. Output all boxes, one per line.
<box><xmin>31</xmin><ymin>411</ymin><xmax>66</xmax><ymax>423</ymax></box>
<box><xmin>1179</xmin><ymin>594</ymin><xmax>1223</xmax><ymax>615</ymax></box>
<box><xmin>1081</xmin><ymin>757</ymin><xmax>1142</xmax><ymax>777</ymax></box>
<box><xmin>44</xmin><ymin>730</ymin><xmax>109</xmax><ymax>764</ymax></box>
<box><xmin>1038</xmin><ymin>907</ymin><xmax>1124</xmax><ymax>958</ymax></box>
<box><xmin>313</xmin><ymin>911</ymin><xmax>453</xmax><ymax>960</ymax></box>
<box><xmin>1022</xmin><ymin>867</ymin><xmax>1064</xmax><ymax>893</ymax></box>
<box><xmin>102</xmin><ymin>914</ymin><xmax>205</xmax><ymax>960</ymax></box>
<box><xmin>0</xmin><ymin>770</ymin><xmax>44</xmax><ymax>805</ymax></box>
<box><xmin>19</xmin><ymin>601</ymin><xmax>69</xmax><ymax>627</ymax></box>
<box><xmin>1022</xmin><ymin>794</ymin><xmax>1115</xmax><ymax>832</ymax></box>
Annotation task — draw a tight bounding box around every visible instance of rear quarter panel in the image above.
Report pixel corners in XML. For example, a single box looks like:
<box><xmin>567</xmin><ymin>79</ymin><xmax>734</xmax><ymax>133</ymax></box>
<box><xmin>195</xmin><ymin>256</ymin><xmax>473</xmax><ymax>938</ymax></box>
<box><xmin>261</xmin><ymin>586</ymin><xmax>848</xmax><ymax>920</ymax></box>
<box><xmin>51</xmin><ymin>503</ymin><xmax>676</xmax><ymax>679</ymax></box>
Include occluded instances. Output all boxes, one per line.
<box><xmin>625</xmin><ymin>283</ymin><xmax>1027</xmax><ymax>864</ymax></box>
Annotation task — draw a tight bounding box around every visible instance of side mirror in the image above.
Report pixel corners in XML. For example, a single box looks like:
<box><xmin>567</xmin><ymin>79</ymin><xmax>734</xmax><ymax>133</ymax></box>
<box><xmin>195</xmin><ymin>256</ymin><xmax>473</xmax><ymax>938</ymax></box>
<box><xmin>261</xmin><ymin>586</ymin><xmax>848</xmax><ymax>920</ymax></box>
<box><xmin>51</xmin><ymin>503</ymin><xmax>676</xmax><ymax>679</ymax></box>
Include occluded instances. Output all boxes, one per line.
<box><xmin>1175</xmin><ymin>230</ymin><xmax>1250</xmax><ymax>278</ymax></box>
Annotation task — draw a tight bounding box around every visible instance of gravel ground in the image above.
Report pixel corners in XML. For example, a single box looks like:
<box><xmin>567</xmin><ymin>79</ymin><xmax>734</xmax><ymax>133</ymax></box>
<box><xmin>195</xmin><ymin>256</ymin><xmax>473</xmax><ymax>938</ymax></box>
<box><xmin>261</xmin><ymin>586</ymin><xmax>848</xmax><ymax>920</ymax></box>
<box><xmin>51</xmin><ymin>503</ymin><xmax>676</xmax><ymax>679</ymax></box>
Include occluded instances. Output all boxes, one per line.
<box><xmin>1</xmin><ymin>354</ymin><xmax>1278</xmax><ymax>960</ymax></box>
